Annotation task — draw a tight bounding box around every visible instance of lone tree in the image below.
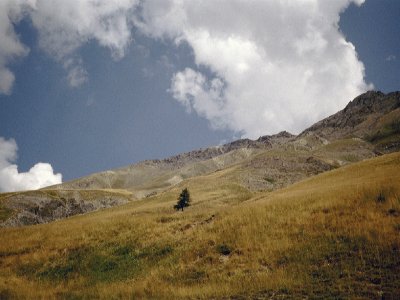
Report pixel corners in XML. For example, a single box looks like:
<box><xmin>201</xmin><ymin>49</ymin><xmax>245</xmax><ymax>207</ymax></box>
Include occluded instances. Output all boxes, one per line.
<box><xmin>174</xmin><ymin>188</ymin><xmax>190</xmax><ymax>211</ymax></box>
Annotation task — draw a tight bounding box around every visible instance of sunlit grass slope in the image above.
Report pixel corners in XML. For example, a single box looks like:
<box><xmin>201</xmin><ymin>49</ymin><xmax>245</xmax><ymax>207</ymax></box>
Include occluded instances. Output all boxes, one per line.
<box><xmin>1</xmin><ymin>153</ymin><xmax>400</xmax><ymax>299</ymax></box>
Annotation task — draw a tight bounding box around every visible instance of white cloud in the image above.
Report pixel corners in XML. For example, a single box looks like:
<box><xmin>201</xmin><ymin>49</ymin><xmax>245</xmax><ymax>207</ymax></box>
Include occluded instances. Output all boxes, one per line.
<box><xmin>0</xmin><ymin>0</ymin><xmax>139</xmax><ymax>91</ymax></box>
<box><xmin>64</xmin><ymin>58</ymin><xmax>88</xmax><ymax>87</ymax></box>
<box><xmin>171</xmin><ymin>68</ymin><xmax>227</xmax><ymax>129</ymax></box>
<box><xmin>0</xmin><ymin>137</ymin><xmax>62</xmax><ymax>192</ymax></box>
<box><xmin>140</xmin><ymin>0</ymin><xmax>372</xmax><ymax>137</ymax></box>
<box><xmin>31</xmin><ymin>1</ymin><xmax>138</xmax><ymax>56</ymax></box>
<box><xmin>0</xmin><ymin>0</ymin><xmax>373</xmax><ymax>138</ymax></box>
<box><xmin>30</xmin><ymin>0</ymin><xmax>139</xmax><ymax>87</ymax></box>
<box><xmin>0</xmin><ymin>0</ymin><xmax>31</xmax><ymax>94</ymax></box>
<box><xmin>386</xmin><ymin>55</ymin><xmax>396</xmax><ymax>62</ymax></box>
<box><xmin>0</xmin><ymin>137</ymin><xmax>18</xmax><ymax>169</ymax></box>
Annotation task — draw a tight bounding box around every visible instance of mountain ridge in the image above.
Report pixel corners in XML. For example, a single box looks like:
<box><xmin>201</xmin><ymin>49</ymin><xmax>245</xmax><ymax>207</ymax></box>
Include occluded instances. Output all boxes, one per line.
<box><xmin>53</xmin><ymin>90</ymin><xmax>399</xmax><ymax>192</ymax></box>
<box><xmin>1</xmin><ymin>90</ymin><xmax>399</xmax><ymax>227</ymax></box>
<box><xmin>300</xmin><ymin>90</ymin><xmax>400</xmax><ymax>141</ymax></box>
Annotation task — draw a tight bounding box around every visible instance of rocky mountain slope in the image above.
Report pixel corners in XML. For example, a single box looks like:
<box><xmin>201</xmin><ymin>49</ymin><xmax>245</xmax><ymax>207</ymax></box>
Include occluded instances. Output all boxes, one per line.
<box><xmin>54</xmin><ymin>91</ymin><xmax>399</xmax><ymax>195</ymax></box>
<box><xmin>300</xmin><ymin>91</ymin><xmax>400</xmax><ymax>150</ymax></box>
<box><xmin>52</xmin><ymin>131</ymin><xmax>295</xmax><ymax>196</ymax></box>
<box><xmin>1</xmin><ymin>90</ymin><xmax>399</xmax><ymax>227</ymax></box>
<box><xmin>0</xmin><ymin>190</ymin><xmax>131</xmax><ymax>227</ymax></box>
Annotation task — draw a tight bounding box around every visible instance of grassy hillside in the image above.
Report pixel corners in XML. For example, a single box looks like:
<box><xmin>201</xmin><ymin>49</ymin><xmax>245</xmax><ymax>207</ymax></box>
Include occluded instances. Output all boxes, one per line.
<box><xmin>1</xmin><ymin>135</ymin><xmax>378</xmax><ymax>228</ymax></box>
<box><xmin>1</xmin><ymin>152</ymin><xmax>399</xmax><ymax>299</ymax></box>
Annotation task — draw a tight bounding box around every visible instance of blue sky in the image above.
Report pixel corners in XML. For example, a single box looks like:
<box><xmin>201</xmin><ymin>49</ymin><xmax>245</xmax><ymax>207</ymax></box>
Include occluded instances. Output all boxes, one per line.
<box><xmin>0</xmin><ymin>0</ymin><xmax>399</xmax><ymax>191</ymax></box>
<box><xmin>340</xmin><ymin>0</ymin><xmax>400</xmax><ymax>91</ymax></box>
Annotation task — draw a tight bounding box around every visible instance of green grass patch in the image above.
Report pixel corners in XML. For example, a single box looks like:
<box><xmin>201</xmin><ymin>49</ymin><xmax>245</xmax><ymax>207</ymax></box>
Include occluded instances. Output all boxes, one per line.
<box><xmin>320</xmin><ymin>138</ymin><xmax>363</xmax><ymax>151</ymax></box>
<box><xmin>264</xmin><ymin>177</ymin><xmax>276</xmax><ymax>184</ymax></box>
<box><xmin>18</xmin><ymin>242</ymin><xmax>174</xmax><ymax>284</ymax></box>
<box><xmin>366</xmin><ymin>119</ymin><xmax>400</xmax><ymax>143</ymax></box>
<box><xmin>0</xmin><ymin>204</ymin><xmax>13</xmax><ymax>222</ymax></box>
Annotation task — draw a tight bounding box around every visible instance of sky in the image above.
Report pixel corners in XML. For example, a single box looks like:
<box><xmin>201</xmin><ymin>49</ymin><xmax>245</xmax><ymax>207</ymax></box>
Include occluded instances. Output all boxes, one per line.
<box><xmin>0</xmin><ymin>0</ymin><xmax>399</xmax><ymax>192</ymax></box>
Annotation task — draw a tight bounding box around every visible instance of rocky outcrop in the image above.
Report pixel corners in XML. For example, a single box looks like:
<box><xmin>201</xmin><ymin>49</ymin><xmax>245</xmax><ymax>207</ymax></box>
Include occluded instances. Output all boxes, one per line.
<box><xmin>157</xmin><ymin>136</ymin><xmax>273</xmax><ymax>166</ymax></box>
<box><xmin>0</xmin><ymin>190</ymin><xmax>131</xmax><ymax>227</ymax></box>
<box><xmin>258</xmin><ymin>131</ymin><xmax>295</xmax><ymax>144</ymax></box>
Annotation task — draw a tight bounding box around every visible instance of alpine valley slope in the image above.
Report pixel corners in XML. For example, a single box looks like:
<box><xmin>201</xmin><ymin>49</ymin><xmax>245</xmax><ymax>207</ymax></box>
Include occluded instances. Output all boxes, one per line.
<box><xmin>0</xmin><ymin>90</ymin><xmax>399</xmax><ymax>227</ymax></box>
<box><xmin>0</xmin><ymin>131</ymin><xmax>399</xmax><ymax>298</ymax></box>
<box><xmin>1</xmin><ymin>91</ymin><xmax>400</xmax><ymax>299</ymax></box>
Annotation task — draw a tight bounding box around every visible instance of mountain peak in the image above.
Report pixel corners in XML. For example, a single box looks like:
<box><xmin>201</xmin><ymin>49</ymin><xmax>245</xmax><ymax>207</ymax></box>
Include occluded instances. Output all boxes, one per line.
<box><xmin>300</xmin><ymin>91</ymin><xmax>400</xmax><ymax>139</ymax></box>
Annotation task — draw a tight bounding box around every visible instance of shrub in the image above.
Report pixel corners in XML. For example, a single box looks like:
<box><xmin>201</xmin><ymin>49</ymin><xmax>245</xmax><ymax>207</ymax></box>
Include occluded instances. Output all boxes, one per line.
<box><xmin>376</xmin><ymin>191</ymin><xmax>386</xmax><ymax>203</ymax></box>
<box><xmin>217</xmin><ymin>244</ymin><xmax>231</xmax><ymax>256</ymax></box>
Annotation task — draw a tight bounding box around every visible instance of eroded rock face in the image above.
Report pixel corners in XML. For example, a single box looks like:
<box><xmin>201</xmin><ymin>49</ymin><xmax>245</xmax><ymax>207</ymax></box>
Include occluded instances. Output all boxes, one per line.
<box><xmin>239</xmin><ymin>154</ymin><xmax>335</xmax><ymax>191</ymax></box>
<box><xmin>1</xmin><ymin>191</ymin><xmax>130</xmax><ymax>227</ymax></box>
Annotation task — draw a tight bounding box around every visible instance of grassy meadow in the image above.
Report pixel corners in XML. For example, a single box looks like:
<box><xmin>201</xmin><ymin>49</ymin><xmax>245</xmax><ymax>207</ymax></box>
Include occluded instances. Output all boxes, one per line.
<box><xmin>1</xmin><ymin>152</ymin><xmax>400</xmax><ymax>299</ymax></box>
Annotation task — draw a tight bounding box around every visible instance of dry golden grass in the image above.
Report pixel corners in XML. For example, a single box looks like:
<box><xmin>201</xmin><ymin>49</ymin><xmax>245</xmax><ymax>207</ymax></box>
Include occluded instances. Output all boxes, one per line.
<box><xmin>1</xmin><ymin>152</ymin><xmax>400</xmax><ymax>299</ymax></box>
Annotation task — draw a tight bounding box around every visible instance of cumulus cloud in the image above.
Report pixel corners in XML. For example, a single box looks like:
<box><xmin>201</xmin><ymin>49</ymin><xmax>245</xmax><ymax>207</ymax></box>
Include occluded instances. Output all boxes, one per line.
<box><xmin>1</xmin><ymin>0</ymin><xmax>373</xmax><ymax>138</ymax></box>
<box><xmin>139</xmin><ymin>0</ymin><xmax>372</xmax><ymax>137</ymax></box>
<box><xmin>171</xmin><ymin>68</ymin><xmax>227</xmax><ymax>129</ymax></box>
<box><xmin>30</xmin><ymin>0</ymin><xmax>139</xmax><ymax>87</ymax></box>
<box><xmin>0</xmin><ymin>0</ymin><xmax>31</xmax><ymax>94</ymax></box>
<box><xmin>0</xmin><ymin>0</ymin><xmax>138</xmax><ymax>90</ymax></box>
<box><xmin>0</xmin><ymin>137</ymin><xmax>62</xmax><ymax>192</ymax></box>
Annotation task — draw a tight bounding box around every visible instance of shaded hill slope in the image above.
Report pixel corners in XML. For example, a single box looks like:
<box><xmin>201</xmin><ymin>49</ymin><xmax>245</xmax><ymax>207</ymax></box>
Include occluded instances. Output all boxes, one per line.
<box><xmin>300</xmin><ymin>91</ymin><xmax>400</xmax><ymax>152</ymax></box>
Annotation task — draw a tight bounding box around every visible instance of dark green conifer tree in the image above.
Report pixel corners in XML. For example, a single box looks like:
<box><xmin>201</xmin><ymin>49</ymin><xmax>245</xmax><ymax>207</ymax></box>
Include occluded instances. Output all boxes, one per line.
<box><xmin>174</xmin><ymin>188</ymin><xmax>190</xmax><ymax>211</ymax></box>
